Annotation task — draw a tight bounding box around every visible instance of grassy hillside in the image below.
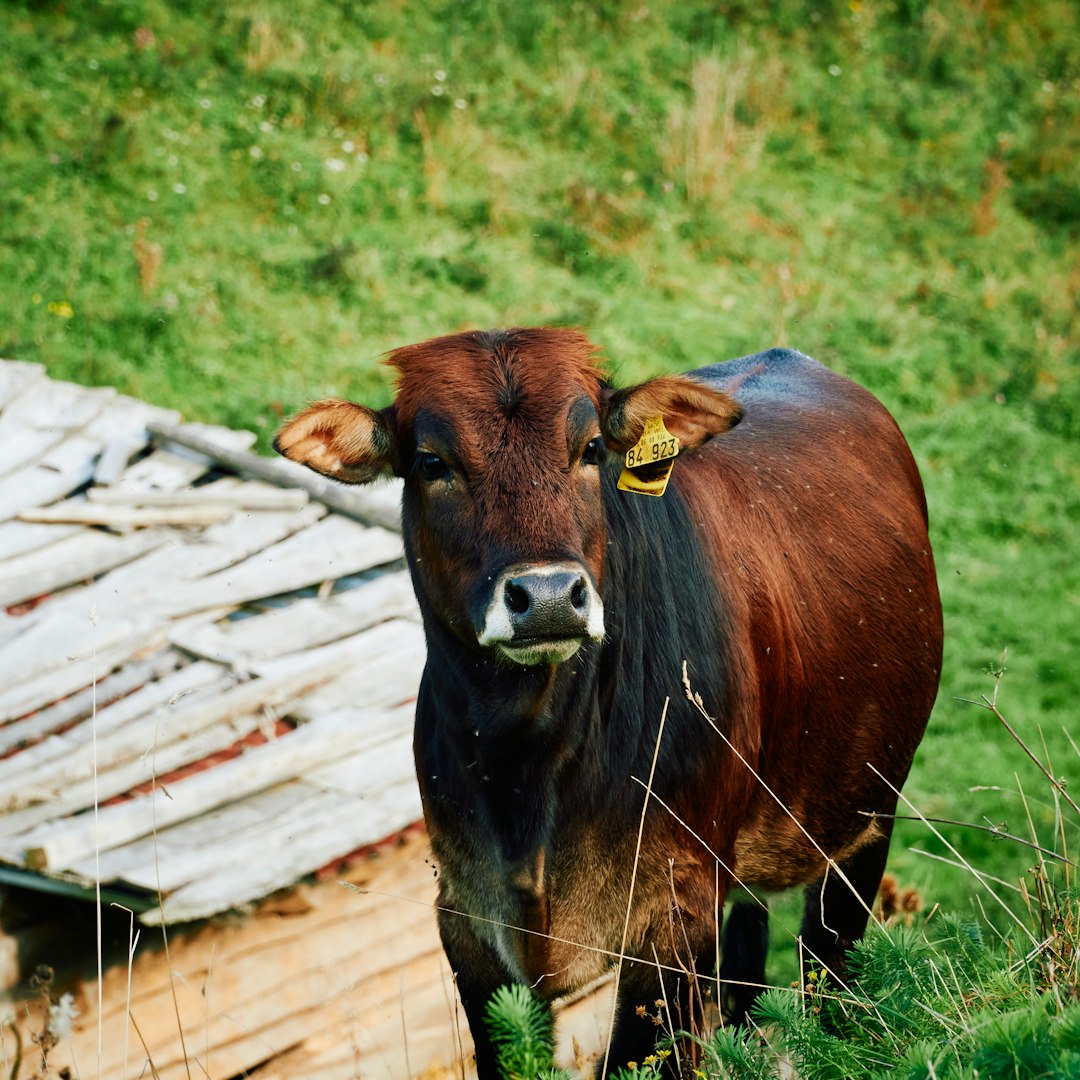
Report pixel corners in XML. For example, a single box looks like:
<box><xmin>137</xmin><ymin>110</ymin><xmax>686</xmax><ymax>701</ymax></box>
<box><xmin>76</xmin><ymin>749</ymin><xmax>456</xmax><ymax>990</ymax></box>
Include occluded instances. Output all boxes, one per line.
<box><xmin>2</xmin><ymin>0</ymin><xmax>1078</xmax><ymax>959</ymax></box>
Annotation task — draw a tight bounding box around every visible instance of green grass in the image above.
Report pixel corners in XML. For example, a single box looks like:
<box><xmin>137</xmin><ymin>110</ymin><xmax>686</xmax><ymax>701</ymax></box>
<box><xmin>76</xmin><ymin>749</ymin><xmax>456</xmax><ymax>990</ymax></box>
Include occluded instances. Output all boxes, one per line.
<box><xmin>486</xmin><ymin>899</ymin><xmax>1080</xmax><ymax>1078</ymax></box>
<box><xmin>2</xmin><ymin>0</ymin><xmax>1078</xmax><ymax>974</ymax></box>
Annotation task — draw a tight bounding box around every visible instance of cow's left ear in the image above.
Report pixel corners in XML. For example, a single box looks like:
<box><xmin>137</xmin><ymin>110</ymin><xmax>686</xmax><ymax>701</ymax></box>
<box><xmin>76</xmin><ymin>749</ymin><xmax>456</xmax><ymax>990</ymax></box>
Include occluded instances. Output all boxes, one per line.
<box><xmin>600</xmin><ymin>375</ymin><xmax>742</xmax><ymax>453</ymax></box>
<box><xmin>274</xmin><ymin>399</ymin><xmax>399</xmax><ymax>483</ymax></box>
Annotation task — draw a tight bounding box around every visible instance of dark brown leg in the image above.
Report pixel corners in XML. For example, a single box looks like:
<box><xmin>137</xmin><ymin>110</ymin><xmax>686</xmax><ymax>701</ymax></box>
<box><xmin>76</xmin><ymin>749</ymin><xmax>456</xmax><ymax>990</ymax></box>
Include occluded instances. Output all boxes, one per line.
<box><xmin>438</xmin><ymin>909</ymin><xmax>549</xmax><ymax>1080</ymax></box>
<box><xmin>800</xmin><ymin>812</ymin><xmax>895</xmax><ymax>984</ymax></box>
<box><xmin>718</xmin><ymin>899</ymin><xmax>769</xmax><ymax>1026</ymax></box>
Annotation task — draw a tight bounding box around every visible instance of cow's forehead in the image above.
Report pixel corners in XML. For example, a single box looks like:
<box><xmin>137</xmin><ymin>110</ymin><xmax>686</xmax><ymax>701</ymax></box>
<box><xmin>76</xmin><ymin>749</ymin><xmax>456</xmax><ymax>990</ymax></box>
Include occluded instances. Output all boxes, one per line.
<box><xmin>387</xmin><ymin>327</ymin><xmax>603</xmax><ymax>431</ymax></box>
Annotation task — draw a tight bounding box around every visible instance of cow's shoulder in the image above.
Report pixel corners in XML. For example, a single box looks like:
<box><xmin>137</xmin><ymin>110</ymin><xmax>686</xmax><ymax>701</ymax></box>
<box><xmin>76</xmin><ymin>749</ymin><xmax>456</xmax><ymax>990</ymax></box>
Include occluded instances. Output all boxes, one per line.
<box><xmin>689</xmin><ymin>348</ymin><xmax>865</xmax><ymax>414</ymax></box>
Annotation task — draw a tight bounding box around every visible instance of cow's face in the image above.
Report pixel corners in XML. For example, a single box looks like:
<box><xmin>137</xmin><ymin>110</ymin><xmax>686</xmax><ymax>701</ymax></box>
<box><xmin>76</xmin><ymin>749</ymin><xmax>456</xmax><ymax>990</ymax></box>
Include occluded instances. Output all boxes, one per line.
<box><xmin>275</xmin><ymin>328</ymin><xmax>740</xmax><ymax>667</ymax></box>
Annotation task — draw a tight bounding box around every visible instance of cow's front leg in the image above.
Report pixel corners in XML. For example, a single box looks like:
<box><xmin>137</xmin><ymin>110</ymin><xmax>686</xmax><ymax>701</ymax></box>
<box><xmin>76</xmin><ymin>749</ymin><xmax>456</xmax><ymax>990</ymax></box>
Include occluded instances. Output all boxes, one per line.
<box><xmin>438</xmin><ymin>906</ymin><xmax>550</xmax><ymax>1080</ymax></box>
<box><xmin>603</xmin><ymin>955</ymin><xmax>710</xmax><ymax>1078</ymax></box>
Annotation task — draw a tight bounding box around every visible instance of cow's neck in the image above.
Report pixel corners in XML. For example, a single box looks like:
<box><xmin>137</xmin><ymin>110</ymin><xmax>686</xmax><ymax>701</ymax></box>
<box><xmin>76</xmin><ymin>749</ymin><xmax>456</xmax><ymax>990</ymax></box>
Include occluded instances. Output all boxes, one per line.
<box><xmin>419</xmin><ymin>623</ymin><xmax>603</xmax><ymax>866</ymax></box>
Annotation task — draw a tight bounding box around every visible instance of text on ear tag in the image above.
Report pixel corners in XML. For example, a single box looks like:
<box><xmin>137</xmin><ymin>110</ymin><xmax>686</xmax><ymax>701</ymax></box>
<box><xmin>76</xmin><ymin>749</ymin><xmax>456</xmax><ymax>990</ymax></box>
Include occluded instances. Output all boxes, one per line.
<box><xmin>623</xmin><ymin>415</ymin><xmax>680</xmax><ymax>469</ymax></box>
<box><xmin>617</xmin><ymin>415</ymin><xmax>680</xmax><ymax>497</ymax></box>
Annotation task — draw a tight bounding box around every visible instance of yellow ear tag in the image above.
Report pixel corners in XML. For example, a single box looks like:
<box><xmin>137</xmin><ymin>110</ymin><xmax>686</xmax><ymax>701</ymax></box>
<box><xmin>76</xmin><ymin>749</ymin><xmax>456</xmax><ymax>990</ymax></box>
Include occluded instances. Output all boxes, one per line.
<box><xmin>617</xmin><ymin>416</ymin><xmax>680</xmax><ymax>497</ymax></box>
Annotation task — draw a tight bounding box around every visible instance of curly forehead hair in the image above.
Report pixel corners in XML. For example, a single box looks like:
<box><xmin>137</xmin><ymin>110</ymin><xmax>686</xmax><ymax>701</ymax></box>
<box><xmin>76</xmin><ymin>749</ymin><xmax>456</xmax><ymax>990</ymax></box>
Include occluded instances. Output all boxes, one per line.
<box><xmin>385</xmin><ymin>327</ymin><xmax>605</xmax><ymax>425</ymax></box>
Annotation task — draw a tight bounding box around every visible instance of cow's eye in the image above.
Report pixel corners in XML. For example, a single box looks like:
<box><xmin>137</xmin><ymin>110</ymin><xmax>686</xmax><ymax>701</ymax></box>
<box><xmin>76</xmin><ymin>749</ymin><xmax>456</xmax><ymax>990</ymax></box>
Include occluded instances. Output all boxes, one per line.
<box><xmin>416</xmin><ymin>451</ymin><xmax>451</xmax><ymax>483</ymax></box>
<box><xmin>581</xmin><ymin>437</ymin><xmax>605</xmax><ymax>466</ymax></box>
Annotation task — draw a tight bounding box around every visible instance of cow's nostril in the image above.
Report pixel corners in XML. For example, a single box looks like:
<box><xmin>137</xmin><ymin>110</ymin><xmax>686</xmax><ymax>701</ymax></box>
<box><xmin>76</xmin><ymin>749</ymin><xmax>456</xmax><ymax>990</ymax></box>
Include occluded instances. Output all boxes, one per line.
<box><xmin>505</xmin><ymin>580</ymin><xmax>530</xmax><ymax>615</ymax></box>
<box><xmin>570</xmin><ymin>577</ymin><xmax>588</xmax><ymax>610</ymax></box>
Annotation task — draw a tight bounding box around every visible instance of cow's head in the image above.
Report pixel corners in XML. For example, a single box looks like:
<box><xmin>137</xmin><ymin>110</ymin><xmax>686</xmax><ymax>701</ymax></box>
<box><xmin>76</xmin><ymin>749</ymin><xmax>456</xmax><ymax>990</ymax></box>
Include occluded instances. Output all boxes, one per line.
<box><xmin>275</xmin><ymin>328</ymin><xmax>740</xmax><ymax>667</ymax></box>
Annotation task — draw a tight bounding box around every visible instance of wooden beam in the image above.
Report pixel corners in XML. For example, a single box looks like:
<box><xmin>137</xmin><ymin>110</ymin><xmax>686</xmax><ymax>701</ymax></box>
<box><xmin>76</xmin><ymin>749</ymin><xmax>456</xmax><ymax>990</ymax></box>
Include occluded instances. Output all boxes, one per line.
<box><xmin>19</xmin><ymin>502</ymin><xmax>236</xmax><ymax>529</ymax></box>
<box><xmin>88</xmin><ymin>484</ymin><xmax>310</xmax><ymax>510</ymax></box>
<box><xmin>147</xmin><ymin>419</ymin><xmax>403</xmax><ymax>531</ymax></box>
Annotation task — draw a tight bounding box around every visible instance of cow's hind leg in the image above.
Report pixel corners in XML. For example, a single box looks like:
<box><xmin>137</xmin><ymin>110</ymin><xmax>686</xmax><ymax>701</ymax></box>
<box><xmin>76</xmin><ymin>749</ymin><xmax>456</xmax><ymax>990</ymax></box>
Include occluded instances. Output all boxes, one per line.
<box><xmin>718</xmin><ymin>898</ymin><xmax>769</xmax><ymax>1026</ymax></box>
<box><xmin>799</xmin><ymin>813</ymin><xmax>895</xmax><ymax>985</ymax></box>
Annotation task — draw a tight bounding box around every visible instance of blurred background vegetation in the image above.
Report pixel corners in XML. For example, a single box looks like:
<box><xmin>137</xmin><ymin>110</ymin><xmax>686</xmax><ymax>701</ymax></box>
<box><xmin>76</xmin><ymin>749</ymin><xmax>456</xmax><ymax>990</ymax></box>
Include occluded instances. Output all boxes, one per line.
<box><xmin>1</xmin><ymin>0</ymin><xmax>1077</xmax><ymax>969</ymax></box>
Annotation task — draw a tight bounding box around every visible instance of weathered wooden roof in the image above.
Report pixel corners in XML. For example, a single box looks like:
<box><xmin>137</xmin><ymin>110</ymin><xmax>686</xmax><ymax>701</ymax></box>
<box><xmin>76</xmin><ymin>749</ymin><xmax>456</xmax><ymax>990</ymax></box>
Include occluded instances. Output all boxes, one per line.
<box><xmin>0</xmin><ymin>359</ymin><xmax>426</xmax><ymax>926</ymax></box>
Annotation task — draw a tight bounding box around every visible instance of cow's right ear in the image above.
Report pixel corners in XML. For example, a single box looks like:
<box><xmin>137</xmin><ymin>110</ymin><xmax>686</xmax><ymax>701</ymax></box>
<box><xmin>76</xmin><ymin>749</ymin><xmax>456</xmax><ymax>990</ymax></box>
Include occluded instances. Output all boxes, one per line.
<box><xmin>273</xmin><ymin>400</ymin><xmax>399</xmax><ymax>484</ymax></box>
<box><xmin>600</xmin><ymin>375</ymin><xmax>742</xmax><ymax>454</ymax></box>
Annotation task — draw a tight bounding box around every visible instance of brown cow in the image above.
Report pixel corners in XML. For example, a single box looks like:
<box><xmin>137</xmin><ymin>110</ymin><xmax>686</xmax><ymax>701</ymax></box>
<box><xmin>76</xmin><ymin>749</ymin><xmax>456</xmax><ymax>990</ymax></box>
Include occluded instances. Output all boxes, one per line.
<box><xmin>276</xmin><ymin>328</ymin><xmax>942</xmax><ymax>1076</ymax></box>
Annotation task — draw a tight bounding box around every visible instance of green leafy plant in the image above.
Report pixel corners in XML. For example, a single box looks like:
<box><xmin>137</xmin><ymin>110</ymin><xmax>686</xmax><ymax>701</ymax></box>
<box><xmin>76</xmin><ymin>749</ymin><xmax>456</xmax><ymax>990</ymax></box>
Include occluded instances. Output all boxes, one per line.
<box><xmin>484</xmin><ymin>984</ymin><xmax>669</xmax><ymax>1080</ymax></box>
<box><xmin>484</xmin><ymin>984</ymin><xmax>559</xmax><ymax>1080</ymax></box>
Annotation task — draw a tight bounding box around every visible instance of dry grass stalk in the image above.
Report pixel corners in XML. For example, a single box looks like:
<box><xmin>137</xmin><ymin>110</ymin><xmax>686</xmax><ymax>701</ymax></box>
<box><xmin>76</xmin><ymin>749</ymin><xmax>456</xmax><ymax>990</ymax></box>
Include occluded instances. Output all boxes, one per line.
<box><xmin>133</xmin><ymin>218</ymin><xmax>163</xmax><ymax>298</ymax></box>
<box><xmin>666</xmin><ymin>53</ymin><xmax>765</xmax><ymax>206</ymax></box>
<box><xmin>600</xmin><ymin>697</ymin><xmax>670</xmax><ymax>1080</ymax></box>
<box><xmin>245</xmin><ymin>17</ymin><xmax>305</xmax><ymax>73</ymax></box>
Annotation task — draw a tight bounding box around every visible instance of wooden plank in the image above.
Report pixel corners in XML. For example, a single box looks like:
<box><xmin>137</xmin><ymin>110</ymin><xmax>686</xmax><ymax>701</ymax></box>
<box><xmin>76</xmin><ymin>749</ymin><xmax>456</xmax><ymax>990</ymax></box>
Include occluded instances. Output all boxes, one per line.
<box><xmin>149</xmin><ymin>872</ymin><xmax>440</xmax><ymax>1063</ymax></box>
<box><xmin>19</xmin><ymin>502</ymin><xmax>326</xmax><ymax>629</ymax></box>
<box><xmin>104</xmin><ymin>828</ymin><xmax>438</xmax><ymax>999</ymax></box>
<box><xmin>69</xmin><ymin>701</ymin><xmax>415</xmax><ymax>893</ymax></box>
<box><xmin>0</xmin><ymin>432</ymin><xmax>103</xmax><ymax>522</ymax></box>
<box><xmin>284</xmin><ymin>645</ymin><xmax>425</xmax><ymax>720</ymax></box>
<box><xmin>0</xmin><ymin>669</ymin><xmax>236</xmax><ymax>811</ymax></box>
<box><xmin>244</xmin><ymin>955</ymin><xmax>462</xmax><ymax>1080</ymax></box>
<box><xmin>0</xmin><ymin>519</ymin><xmax>81</xmax><ymax>561</ymax></box>
<box><xmin>127</xmin><ymin>776</ymin><xmax>417</xmax><ymax>911</ymax></box>
<box><xmin>67</xmin><ymin>694</ymin><xmax>416</xmax><ymax>895</ymax></box>
<box><xmin>92</xmin><ymin>436</ymin><xmax>142</xmax><ymax>486</ymax></box>
<box><xmin>130</xmin><ymin>727</ymin><xmax>417</xmax><ymax>910</ymax></box>
<box><xmin>114</xmin><ymin>446</ymin><xmax>219</xmax><ymax>491</ymax></box>
<box><xmin>0</xmin><ymin>360</ymin><xmax>45</xmax><ymax>410</ymax></box>
<box><xmin>32</xmin><ymin>834</ymin><xmax>445</xmax><ymax>1080</ymax></box>
<box><xmin>0</xmin><ymin>396</ymin><xmax>179</xmax><ymax>522</ymax></box>
<box><xmin>0</xmin><ymin>376</ymin><xmax>112</xmax><ymax>433</ymax></box>
<box><xmin>148</xmin><ymin>516</ymin><xmax>404</xmax><ymax>620</ymax></box>
<box><xmin>0</xmin><ymin>624</ymin><xmax>166</xmax><ymax>725</ymax></box>
<box><xmin>0</xmin><ymin>379</ymin><xmax>116</xmax><ymax>479</ymax></box>
<box><xmin>66</xmin><ymin>779</ymin><xmax>334</xmax><ymax>885</ymax></box>
<box><xmin>148</xmin><ymin>418</ymin><xmax>404</xmax><ymax>530</ymax></box>
<box><xmin>5</xmin><ymin>642</ymin><xmax>382</xmax><ymax>868</ymax></box>
<box><xmin>170</xmin><ymin>570</ymin><xmax>418</xmax><ymax>665</ymax></box>
<box><xmin>305</xmin><ymin>723</ymin><xmax>416</xmax><ymax>795</ymax></box>
<box><xmin>0</xmin><ymin>525</ymin><xmax>170</xmax><ymax>608</ymax></box>
<box><xmin>249</xmin><ymin>615</ymin><xmax>422</xmax><ymax>682</ymax></box>
<box><xmin>19</xmin><ymin>501</ymin><xmax>236</xmax><ymax>528</ymax></box>
<box><xmin>0</xmin><ymin>661</ymin><xmax>228</xmax><ymax>799</ymax></box>
<box><xmin>75</xmin><ymin>695</ymin><xmax>418</xmax><ymax>891</ymax></box>
<box><xmin>0</xmin><ymin>429</ymin><xmax>74</xmax><ymax>480</ymax></box>
<box><xmin>0</xmin><ymin>600</ymin><xmax>230</xmax><ymax>723</ymax></box>
<box><xmin>251</xmin><ymin>962</ymin><xmax>613</xmax><ymax>1080</ymax></box>
<box><xmin>88</xmin><ymin>484</ymin><xmax>310</xmax><ymax>510</ymax></box>
<box><xmin>0</xmin><ymin>610</ymin><xmax>157</xmax><ymax>702</ymax></box>
<box><xmin>156</xmin><ymin>897</ymin><xmax>442</xmax><ymax>1078</ymax></box>
<box><xmin>0</xmin><ymin>649</ymin><xmax>183</xmax><ymax>756</ymax></box>
<box><xmin>0</xmin><ymin>708</ymin><xmax>267</xmax><ymax>847</ymax></box>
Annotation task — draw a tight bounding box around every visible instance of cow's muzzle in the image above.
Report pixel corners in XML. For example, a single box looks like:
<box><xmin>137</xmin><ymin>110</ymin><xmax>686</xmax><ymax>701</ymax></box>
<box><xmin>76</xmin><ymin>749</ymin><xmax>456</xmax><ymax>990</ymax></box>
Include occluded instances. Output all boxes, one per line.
<box><xmin>477</xmin><ymin>562</ymin><xmax>604</xmax><ymax>666</ymax></box>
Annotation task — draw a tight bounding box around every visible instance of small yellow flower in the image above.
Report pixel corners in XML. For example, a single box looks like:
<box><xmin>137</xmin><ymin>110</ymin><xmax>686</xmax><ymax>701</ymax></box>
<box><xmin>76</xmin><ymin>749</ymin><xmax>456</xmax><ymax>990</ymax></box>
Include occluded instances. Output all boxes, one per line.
<box><xmin>31</xmin><ymin>293</ymin><xmax>42</xmax><ymax>304</ymax></box>
<box><xmin>627</xmin><ymin>1062</ymin><xmax>637</xmax><ymax>1071</ymax></box>
<box><xmin>47</xmin><ymin>300</ymin><xmax>74</xmax><ymax>319</ymax></box>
